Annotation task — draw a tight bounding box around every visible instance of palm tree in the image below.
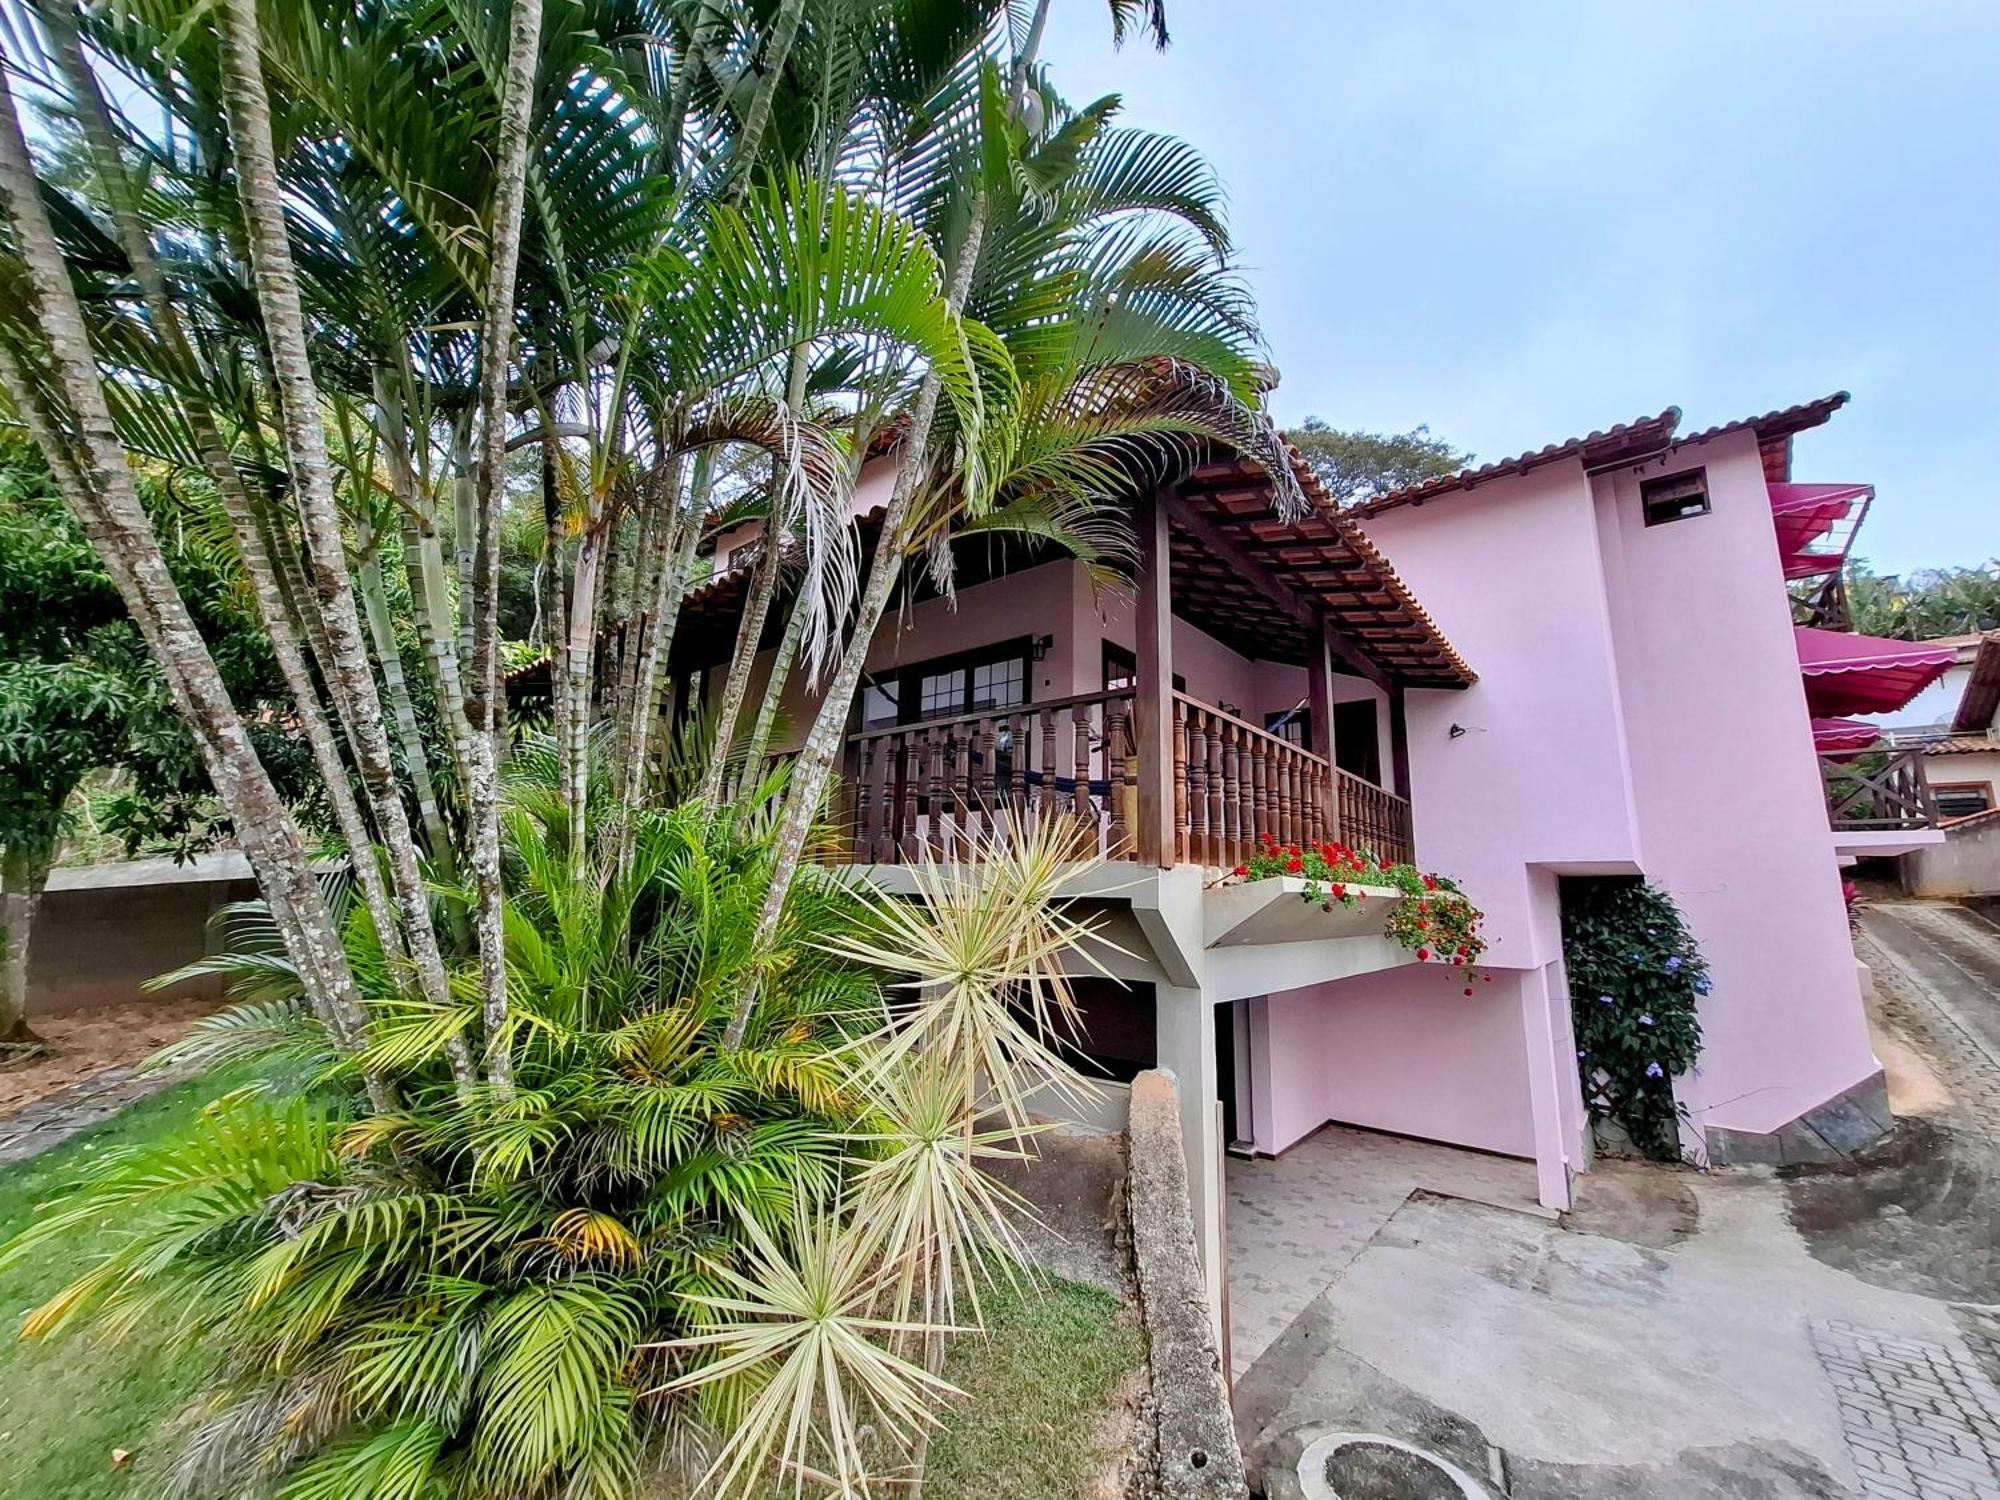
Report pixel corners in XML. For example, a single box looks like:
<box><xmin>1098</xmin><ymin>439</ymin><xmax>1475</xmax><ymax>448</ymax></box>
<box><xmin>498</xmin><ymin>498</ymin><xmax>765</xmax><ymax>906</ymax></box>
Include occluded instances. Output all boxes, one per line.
<box><xmin>0</xmin><ymin>58</ymin><xmax>389</xmax><ymax>1098</ymax></box>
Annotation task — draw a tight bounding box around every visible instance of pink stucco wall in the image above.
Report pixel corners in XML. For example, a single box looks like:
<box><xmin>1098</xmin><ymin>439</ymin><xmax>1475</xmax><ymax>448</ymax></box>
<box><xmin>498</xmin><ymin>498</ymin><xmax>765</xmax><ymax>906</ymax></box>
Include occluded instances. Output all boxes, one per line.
<box><xmin>1591</xmin><ymin>430</ymin><xmax>1876</xmax><ymax>1138</ymax></box>
<box><xmin>1279</xmin><ymin>431</ymin><xmax>1876</xmax><ymax>1163</ymax></box>
<box><xmin>1249</xmin><ymin>965</ymin><xmax>1539</xmax><ymax>1158</ymax></box>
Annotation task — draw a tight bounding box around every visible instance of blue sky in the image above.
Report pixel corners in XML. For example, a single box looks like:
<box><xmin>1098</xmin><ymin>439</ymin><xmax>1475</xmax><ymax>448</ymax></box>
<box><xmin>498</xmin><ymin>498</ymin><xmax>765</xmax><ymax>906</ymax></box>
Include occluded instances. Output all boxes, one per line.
<box><xmin>1039</xmin><ymin>1</ymin><xmax>2000</xmax><ymax>575</ymax></box>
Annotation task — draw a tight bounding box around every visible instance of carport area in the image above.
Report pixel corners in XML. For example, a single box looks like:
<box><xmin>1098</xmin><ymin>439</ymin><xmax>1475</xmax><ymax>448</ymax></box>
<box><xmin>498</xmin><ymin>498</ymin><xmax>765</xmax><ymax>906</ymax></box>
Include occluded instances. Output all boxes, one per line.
<box><xmin>1224</xmin><ymin>919</ymin><xmax>2000</xmax><ymax>1498</ymax></box>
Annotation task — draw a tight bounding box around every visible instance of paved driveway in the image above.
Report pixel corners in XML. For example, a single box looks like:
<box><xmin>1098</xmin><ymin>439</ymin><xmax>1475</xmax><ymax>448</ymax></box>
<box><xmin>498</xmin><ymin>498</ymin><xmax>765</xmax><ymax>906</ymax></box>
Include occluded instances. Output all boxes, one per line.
<box><xmin>1230</xmin><ymin>903</ymin><xmax>2000</xmax><ymax>1499</ymax></box>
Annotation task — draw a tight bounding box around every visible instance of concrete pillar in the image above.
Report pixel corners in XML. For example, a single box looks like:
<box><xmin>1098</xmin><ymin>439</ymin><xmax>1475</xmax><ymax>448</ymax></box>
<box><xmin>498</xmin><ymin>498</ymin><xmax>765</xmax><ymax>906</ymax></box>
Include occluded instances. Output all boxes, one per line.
<box><xmin>1154</xmin><ymin>982</ymin><xmax>1225</xmax><ymax>1338</ymax></box>
<box><xmin>1517</xmin><ymin>962</ymin><xmax>1577</xmax><ymax>1211</ymax></box>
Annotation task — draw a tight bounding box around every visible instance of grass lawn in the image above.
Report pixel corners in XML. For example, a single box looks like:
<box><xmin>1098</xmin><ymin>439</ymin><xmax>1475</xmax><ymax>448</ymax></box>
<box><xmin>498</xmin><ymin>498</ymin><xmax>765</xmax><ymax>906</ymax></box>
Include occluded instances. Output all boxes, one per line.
<box><xmin>0</xmin><ymin>1077</ymin><xmax>1147</xmax><ymax>1500</ymax></box>
<box><xmin>926</xmin><ymin>1276</ymin><xmax>1147</xmax><ymax>1500</ymax></box>
<box><xmin>0</xmin><ymin>1071</ymin><xmax>232</xmax><ymax>1499</ymax></box>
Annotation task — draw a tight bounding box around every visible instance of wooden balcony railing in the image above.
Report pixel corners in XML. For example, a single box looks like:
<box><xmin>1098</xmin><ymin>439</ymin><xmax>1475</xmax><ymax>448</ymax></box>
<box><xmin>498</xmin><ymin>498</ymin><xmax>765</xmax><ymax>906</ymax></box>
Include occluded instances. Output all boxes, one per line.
<box><xmin>1821</xmin><ymin>748</ymin><xmax>1938</xmax><ymax>833</ymax></box>
<box><xmin>842</xmin><ymin>689</ymin><xmax>1138</xmax><ymax>863</ymax></box>
<box><xmin>1171</xmin><ymin>693</ymin><xmax>1415</xmax><ymax>869</ymax></box>
<box><xmin>834</xmin><ymin>688</ymin><xmax>1416</xmax><ymax>869</ymax></box>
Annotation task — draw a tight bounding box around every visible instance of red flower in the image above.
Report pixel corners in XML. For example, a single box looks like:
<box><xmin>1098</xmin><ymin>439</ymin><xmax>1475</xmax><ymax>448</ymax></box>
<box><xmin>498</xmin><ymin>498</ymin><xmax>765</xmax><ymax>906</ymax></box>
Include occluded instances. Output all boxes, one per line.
<box><xmin>1423</xmin><ymin>874</ymin><xmax>1438</xmax><ymax>892</ymax></box>
<box><xmin>1416</xmin><ymin>947</ymin><xmax>1431</xmax><ymax>961</ymax></box>
<box><xmin>1286</xmin><ymin>857</ymin><xmax>1304</xmax><ymax>874</ymax></box>
<box><xmin>1233</xmin><ymin>865</ymin><xmax>1249</xmax><ymax>877</ymax></box>
<box><xmin>1330</xmin><ymin>883</ymin><xmax>1346</xmax><ymax>898</ymax></box>
<box><xmin>1464</xmin><ymin>987</ymin><xmax>1475</xmax><ymax>997</ymax></box>
<box><xmin>1379</xmin><ymin>857</ymin><xmax>1393</xmax><ymax>871</ymax></box>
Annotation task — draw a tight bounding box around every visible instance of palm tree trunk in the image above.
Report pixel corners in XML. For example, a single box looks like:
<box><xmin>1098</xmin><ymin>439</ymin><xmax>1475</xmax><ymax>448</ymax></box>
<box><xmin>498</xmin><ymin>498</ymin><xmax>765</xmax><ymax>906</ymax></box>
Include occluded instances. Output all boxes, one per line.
<box><xmin>728</xmin><ymin>0</ymin><xmax>807</xmax><ymax>198</ymax></box>
<box><xmin>723</xmin><ymin>197</ymin><xmax>991</xmax><ymax>1050</ymax></box>
<box><xmin>0</xmin><ymin>84</ymin><xmax>386</xmax><ymax>1101</ymax></box>
<box><xmin>215</xmin><ymin>0</ymin><xmax>467</xmax><ymax>1082</ymax></box>
<box><xmin>563</xmin><ymin>523</ymin><xmax>608</xmax><ymax>841</ymax></box>
<box><xmin>610</xmin><ymin>454</ymin><xmax>688</xmax><ymax>826</ymax></box>
<box><xmin>354</xmin><ymin>517</ymin><xmax>456</xmax><ymax>875</ymax></box>
<box><xmin>453</xmin><ymin>414</ymin><xmax>479</xmax><ymax>668</ymax></box>
<box><xmin>30</xmin><ymin>0</ymin><xmax>470</xmax><ymax>1085</ymax></box>
<box><xmin>698</xmin><ymin>530</ymin><xmax>783</xmax><ymax>808</ymax></box>
<box><xmin>736</xmin><ymin>579</ymin><xmax>807</xmax><ymax>787</ymax></box>
<box><xmin>375</xmin><ymin>369</ymin><xmax>474</xmax><ymax>784</ymax></box>
<box><xmin>624</xmin><ymin>456</ymin><xmax>708</xmax><ymax>800</ymax></box>
<box><xmin>1</xmin><ymin>841</ymin><xmax>51</xmax><ymax>1044</ymax></box>
<box><xmin>464</xmin><ymin>0</ymin><xmax>548</xmax><ymax>1094</ymax></box>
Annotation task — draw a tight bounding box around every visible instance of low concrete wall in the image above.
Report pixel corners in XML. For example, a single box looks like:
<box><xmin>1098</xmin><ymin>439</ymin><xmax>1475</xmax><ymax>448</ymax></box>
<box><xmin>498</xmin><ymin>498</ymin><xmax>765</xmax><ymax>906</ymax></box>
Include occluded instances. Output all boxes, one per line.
<box><xmin>1901</xmin><ymin>812</ymin><xmax>2000</xmax><ymax>899</ymax></box>
<box><xmin>28</xmin><ymin>856</ymin><xmax>256</xmax><ymax>1016</ymax></box>
<box><xmin>1127</xmin><ymin>1068</ymin><xmax>1247</xmax><ymax>1500</ymax></box>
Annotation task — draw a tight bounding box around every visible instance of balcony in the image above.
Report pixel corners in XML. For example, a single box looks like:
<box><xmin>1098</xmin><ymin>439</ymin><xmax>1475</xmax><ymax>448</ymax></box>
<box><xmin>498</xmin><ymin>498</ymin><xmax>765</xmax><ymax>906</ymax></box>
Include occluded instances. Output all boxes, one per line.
<box><xmin>1820</xmin><ymin>746</ymin><xmax>1938</xmax><ymax>835</ymax></box>
<box><xmin>837</xmin><ymin>686</ymin><xmax>1414</xmax><ymax>870</ymax></box>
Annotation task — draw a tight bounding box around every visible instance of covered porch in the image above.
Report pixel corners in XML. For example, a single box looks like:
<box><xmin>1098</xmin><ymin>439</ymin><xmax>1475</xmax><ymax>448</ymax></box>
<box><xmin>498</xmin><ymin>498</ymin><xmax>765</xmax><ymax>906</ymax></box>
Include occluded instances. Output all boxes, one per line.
<box><xmin>670</xmin><ymin>446</ymin><xmax>1475</xmax><ymax>872</ymax></box>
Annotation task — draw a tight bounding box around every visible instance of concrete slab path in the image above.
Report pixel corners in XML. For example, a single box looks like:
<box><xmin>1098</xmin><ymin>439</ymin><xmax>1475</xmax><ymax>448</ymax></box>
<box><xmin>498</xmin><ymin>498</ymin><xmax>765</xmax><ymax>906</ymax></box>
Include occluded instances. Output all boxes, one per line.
<box><xmin>1229</xmin><ymin>902</ymin><xmax>2000</xmax><ymax>1498</ymax></box>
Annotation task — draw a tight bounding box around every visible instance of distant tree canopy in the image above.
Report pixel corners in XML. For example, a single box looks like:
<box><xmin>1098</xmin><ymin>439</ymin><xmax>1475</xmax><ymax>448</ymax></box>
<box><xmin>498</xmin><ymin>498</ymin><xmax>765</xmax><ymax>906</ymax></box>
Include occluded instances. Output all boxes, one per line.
<box><xmin>0</xmin><ymin>436</ymin><xmax>315</xmax><ymax>862</ymax></box>
<box><xmin>1284</xmin><ymin>417</ymin><xmax>1472</xmax><ymax>507</ymax></box>
<box><xmin>1846</xmin><ymin>558</ymin><xmax>2000</xmax><ymax>641</ymax></box>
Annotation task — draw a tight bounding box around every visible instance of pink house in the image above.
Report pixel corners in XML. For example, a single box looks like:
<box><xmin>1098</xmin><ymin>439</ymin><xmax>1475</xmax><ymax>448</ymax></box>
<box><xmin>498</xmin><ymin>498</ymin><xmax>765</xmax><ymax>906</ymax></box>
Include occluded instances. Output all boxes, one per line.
<box><xmin>657</xmin><ymin>389</ymin><xmax>1952</xmax><ymax>1311</ymax></box>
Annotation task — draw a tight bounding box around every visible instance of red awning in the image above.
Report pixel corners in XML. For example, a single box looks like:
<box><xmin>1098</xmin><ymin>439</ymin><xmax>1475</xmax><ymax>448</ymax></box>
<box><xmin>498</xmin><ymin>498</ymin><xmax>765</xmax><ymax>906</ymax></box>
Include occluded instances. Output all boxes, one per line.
<box><xmin>1771</xmin><ymin>482</ymin><xmax>1871</xmax><ymax>579</ymax></box>
<box><xmin>1811</xmin><ymin>716</ymin><xmax>1884</xmax><ymax>753</ymax></box>
<box><xmin>1796</xmin><ymin>626</ymin><xmax>1956</xmax><ymax>716</ymax></box>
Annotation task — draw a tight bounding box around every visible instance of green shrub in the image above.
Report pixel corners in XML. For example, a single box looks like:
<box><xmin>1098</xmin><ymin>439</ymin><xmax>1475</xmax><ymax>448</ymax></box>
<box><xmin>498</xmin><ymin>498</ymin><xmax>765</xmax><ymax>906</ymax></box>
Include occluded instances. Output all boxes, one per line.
<box><xmin>1562</xmin><ymin>879</ymin><xmax>1708</xmax><ymax>1161</ymax></box>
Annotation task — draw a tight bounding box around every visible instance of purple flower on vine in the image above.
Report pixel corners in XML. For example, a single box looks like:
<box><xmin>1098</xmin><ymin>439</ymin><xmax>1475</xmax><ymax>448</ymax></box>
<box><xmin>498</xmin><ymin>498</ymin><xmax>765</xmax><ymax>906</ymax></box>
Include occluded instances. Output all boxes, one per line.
<box><xmin>1665</xmin><ymin>955</ymin><xmax>1683</xmax><ymax>973</ymax></box>
<box><xmin>1645</xmin><ymin>1061</ymin><xmax>1664</xmax><ymax>1078</ymax></box>
<box><xmin>1638</xmin><ymin>1013</ymin><xmax>1654</xmax><ymax>1026</ymax></box>
<box><xmin>1599</xmin><ymin>994</ymin><xmax>1616</xmax><ymax>1005</ymax></box>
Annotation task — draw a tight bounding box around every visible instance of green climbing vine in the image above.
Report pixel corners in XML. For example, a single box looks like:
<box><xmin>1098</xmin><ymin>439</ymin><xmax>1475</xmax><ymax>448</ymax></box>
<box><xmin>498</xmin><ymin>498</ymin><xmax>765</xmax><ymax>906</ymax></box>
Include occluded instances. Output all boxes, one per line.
<box><xmin>1562</xmin><ymin>878</ymin><xmax>1709</xmax><ymax>1161</ymax></box>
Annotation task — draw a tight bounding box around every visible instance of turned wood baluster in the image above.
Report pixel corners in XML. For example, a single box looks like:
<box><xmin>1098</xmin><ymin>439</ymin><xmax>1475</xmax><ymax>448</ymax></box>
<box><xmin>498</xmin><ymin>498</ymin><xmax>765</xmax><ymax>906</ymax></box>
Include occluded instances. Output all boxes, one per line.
<box><xmin>924</xmin><ymin>729</ymin><xmax>946</xmax><ymax>855</ymax></box>
<box><xmin>1039</xmin><ymin>706</ymin><xmax>1057</xmax><ymax>819</ymax></box>
<box><xmin>1234</xmin><ymin>729</ymin><xmax>1253</xmax><ymax>865</ymax></box>
<box><xmin>1002</xmin><ymin>711</ymin><xmax>1021</xmax><ymax>811</ymax></box>
<box><xmin>855</xmin><ymin>738</ymin><xmax>875</xmax><ymax>862</ymax></box>
<box><xmin>1280</xmin><ymin>752</ymin><xmax>1298</xmax><ymax>849</ymax></box>
<box><xmin>1187</xmin><ymin>715</ymin><xmax>1209</xmax><ymax>866</ymax></box>
<box><xmin>970</xmin><ymin>719</ymin><xmax>990</xmax><ymax>846</ymax></box>
<box><xmin>1172</xmin><ymin>699</ymin><xmax>1190</xmax><ymax>865</ymax></box>
<box><xmin>950</xmin><ymin>728</ymin><xmax>972</xmax><ymax>859</ymax></box>
<box><xmin>1071</xmin><ymin>704</ymin><xmax>1092</xmax><ymax>828</ymax></box>
<box><xmin>1218</xmin><ymin>721</ymin><xmax>1240</xmax><ymax>867</ymax></box>
<box><xmin>1249</xmin><ymin>739</ymin><xmax>1267</xmax><ymax>851</ymax></box>
<box><xmin>1107</xmin><ymin>708</ymin><xmax>1129</xmax><ymax>856</ymax></box>
<box><xmin>899</xmin><ymin>733</ymin><xmax>921</xmax><ymax>860</ymax></box>
<box><xmin>1206</xmin><ymin>717</ymin><xmax>1226</xmax><ymax>868</ymax></box>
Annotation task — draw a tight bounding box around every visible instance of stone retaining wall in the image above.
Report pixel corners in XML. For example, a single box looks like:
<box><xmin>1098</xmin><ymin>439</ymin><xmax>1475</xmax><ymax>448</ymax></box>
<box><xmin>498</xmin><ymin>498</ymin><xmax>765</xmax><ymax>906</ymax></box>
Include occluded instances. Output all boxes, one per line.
<box><xmin>1127</xmin><ymin>1068</ymin><xmax>1247</xmax><ymax>1500</ymax></box>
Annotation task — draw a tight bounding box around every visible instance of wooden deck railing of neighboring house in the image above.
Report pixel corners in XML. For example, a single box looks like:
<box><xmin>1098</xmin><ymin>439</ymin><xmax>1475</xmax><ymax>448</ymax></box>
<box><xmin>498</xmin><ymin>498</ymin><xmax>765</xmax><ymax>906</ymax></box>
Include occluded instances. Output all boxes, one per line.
<box><xmin>1820</xmin><ymin>747</ymin><xmax>1939</xmax><ymax>832</ymax></box>
<box><xmin>834</xmin><ymin>687</ymin><xmax>1415</xmax><ymax>869</ymax></box>
<box><xmin>1791</xmin><ymin>573</ymin><xmax>1852</xmax><ymax>632</ymax></box>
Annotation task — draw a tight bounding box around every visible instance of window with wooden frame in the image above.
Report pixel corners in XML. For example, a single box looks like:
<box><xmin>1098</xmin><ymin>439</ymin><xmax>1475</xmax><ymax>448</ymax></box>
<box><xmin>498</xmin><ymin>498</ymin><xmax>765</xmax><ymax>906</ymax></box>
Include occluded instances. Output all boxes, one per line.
<box><xmin>1640</xmin><ymin>468</ymin><xmax>1710</xmax><ymax>527</ymax></box>
<box><xmin>1102</xmin><ymin>641</ymin><xmax>1184</xmax><ymax>694</ymax></box>
<box><xmin>860</xmin><ymin>638</ymin><xmax>1033</xmax><ymax>729</ymax></box>
<box><xmin>1934</xmin><ymin>781</ymin><xmax>1995</xmax><ymax>820</ymax></box>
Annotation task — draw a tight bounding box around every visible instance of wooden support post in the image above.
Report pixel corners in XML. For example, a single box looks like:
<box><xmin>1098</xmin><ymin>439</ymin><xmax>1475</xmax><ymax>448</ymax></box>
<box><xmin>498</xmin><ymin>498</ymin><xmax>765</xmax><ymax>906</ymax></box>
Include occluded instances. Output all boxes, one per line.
<box><xmin>1307</xmin><ymin>614</ymin><xmax>1339</xmax><ymax>841</ymax></box>
<box><xmin>1134</xmin><ymin>488</ymin><xmax>1176</xmax><ymax>867</ymax></box>
<box><xmin>1389</xmin><ymin>682</ymin><xmax>1412</xmax><ymax>799</ymax></box>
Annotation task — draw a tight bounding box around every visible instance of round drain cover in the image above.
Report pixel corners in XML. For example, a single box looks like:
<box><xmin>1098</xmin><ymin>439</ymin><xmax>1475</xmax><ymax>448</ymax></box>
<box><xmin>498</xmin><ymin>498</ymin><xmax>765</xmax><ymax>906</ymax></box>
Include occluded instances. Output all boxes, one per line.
<box><xmin>1296</xmin><ymin>1433</ymin><xmax>1488</xmax><ymax>1500</ymax></box>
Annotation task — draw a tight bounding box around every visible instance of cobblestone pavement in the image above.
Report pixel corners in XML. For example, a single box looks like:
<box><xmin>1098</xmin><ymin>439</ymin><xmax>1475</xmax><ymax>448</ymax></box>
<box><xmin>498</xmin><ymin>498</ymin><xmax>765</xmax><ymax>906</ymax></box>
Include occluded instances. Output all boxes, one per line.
<box><xmin>1817</xmin><ymin>907</ymin><xmax>2000</xmax><ymax>1497</ymax></box>
<box><xmin>0</xmin><ymin>1064</ymin><xmax>184</xmax><ymax>1169</ymax></box>
<box><xmin>1812</xmin><ymin>1320</ymin><xmax>2000</xmax><ymax>1499</ymax></box>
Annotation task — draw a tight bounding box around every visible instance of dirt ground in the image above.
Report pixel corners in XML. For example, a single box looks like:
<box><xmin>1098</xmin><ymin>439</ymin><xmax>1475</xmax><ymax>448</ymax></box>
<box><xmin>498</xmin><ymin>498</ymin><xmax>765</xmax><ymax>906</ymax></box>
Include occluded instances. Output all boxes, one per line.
<box><xmin>0</xmin><ymin>998</ymin><xmax>220</xmax><ymax>1116</ymax></box>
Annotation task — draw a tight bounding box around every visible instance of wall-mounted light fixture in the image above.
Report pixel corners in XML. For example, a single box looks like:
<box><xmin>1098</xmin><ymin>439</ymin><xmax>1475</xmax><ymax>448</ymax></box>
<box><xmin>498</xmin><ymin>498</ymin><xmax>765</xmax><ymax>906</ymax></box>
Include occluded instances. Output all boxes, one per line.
<box><xmin>1031</xmin><ymin>634</ymin><xmax>1054</xmax><ymax>662</ymax></box>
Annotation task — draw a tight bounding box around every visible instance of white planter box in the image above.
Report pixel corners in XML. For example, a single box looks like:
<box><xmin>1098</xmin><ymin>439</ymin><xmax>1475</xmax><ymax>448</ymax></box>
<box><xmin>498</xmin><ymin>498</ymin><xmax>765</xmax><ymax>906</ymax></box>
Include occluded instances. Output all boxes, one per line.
<box><xmin>1202</xmin><ymin>877</ymin><xmax>1404</xmax><ymax>948</ymax></box>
